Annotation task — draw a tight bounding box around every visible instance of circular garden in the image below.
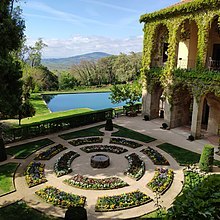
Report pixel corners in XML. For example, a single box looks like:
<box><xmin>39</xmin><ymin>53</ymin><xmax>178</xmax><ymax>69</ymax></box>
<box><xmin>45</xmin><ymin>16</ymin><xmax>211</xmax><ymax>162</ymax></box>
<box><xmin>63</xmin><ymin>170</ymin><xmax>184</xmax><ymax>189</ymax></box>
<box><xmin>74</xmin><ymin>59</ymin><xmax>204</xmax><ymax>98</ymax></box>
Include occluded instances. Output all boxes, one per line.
<box><xmin>0</xmin><ymin>124</ymin><xmax>187</xmax><ymax>219</ymax></box>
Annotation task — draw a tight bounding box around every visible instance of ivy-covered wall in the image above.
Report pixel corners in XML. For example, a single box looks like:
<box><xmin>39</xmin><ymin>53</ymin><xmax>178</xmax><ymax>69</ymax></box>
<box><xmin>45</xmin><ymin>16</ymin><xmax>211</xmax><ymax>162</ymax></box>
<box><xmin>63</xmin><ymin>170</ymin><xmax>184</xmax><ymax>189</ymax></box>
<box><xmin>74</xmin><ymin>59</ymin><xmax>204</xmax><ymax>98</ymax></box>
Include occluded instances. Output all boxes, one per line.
<box><xmin>140</xmin><ymin>0</ymin><xmax>220</xmax><ymax>99</ymax></box>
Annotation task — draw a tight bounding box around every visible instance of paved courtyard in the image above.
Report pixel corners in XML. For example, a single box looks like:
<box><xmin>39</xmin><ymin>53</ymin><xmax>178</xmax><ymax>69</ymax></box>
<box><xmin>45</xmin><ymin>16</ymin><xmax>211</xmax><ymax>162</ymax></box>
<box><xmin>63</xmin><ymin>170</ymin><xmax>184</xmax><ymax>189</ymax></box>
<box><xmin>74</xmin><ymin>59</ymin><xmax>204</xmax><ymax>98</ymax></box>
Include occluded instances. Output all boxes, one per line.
<box><xmin>0</xmin><ymin>116</ymin><xmax>219</xmax><ymax>219</ymax></box>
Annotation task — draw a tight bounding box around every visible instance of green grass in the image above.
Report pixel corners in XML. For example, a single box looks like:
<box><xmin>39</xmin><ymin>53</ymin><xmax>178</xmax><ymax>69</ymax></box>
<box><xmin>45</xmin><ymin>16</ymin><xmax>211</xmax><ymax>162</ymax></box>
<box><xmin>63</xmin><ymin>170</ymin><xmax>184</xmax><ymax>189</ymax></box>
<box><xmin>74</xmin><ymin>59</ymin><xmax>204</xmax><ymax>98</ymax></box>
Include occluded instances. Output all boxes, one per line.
<box><xmin>59</xmin><ymin>124</ymin><xmax>104</xmax><ymax>140</ymax></box>
<box><xmin>157</xmin><ymin>143</ymin><xmax>201</xmax><ymax>166</ymax></box>
<box><xmin>0</xmin><ymin>163</ymin><xmax>19</xmax><ymax>196</ymax></box>
<box><xmin>129</xmin><ymin>209</ymin><xmax>166</xmax><ymax>219</ymax></box>
<box><xmin>42</xmin><ymin>85</ymin><xmax>111</xmax><ymax>95</ymax></box>
<box><xmin>0</xmin><ymin>200</ymin><xmax>61</xmax><ymax>220</ymax></box>
<box><xmin>30</xmin><ymin>93</ymin><xmax>50</xmax><ymax>115</ymax></box>
<box><xmin>157</xmin><ymin>143</ymin><xmax>220</xmax><ymax>167</ymax></box>
<box><xmin>20</xmin><ymin>108</ymin><xmax>93</xmax><ymax>126</ymax></box>
<box><xmin>6</xmin><ymin>138</ymin><xmax>54</xmax><ymax>159</ymax></box>
<box><xmin>113</xmin><ymin>125</ymin><xmax>156</xmax><ymax>143</ymax></box>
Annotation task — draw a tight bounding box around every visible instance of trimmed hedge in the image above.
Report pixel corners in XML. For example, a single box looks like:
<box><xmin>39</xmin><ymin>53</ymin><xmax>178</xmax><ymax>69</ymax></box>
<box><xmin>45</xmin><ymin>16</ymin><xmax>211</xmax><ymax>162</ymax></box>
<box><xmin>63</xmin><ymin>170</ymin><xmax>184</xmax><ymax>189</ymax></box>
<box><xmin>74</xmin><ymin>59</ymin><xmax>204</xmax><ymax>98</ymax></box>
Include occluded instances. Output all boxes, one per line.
<box><xmin>4</xmin><ymin>108</ymin><xmax>113</xmax><ymax>143</ymax></box>
<box><xmin>199</xmin><ymin>144</ymin><xmax>214</xmax><ymax>172</ymax></box>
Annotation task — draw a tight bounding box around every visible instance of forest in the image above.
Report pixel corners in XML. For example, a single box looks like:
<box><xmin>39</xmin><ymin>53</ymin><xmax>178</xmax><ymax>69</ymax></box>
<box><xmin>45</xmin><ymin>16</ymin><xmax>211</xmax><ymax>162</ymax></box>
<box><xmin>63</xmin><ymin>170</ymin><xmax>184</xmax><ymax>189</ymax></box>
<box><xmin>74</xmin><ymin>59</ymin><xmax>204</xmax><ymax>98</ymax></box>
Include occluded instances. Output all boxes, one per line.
<box><xmin>22</xmin><ymin>39</ymin><xmax>142</xmax><ymax>92</ymax></box>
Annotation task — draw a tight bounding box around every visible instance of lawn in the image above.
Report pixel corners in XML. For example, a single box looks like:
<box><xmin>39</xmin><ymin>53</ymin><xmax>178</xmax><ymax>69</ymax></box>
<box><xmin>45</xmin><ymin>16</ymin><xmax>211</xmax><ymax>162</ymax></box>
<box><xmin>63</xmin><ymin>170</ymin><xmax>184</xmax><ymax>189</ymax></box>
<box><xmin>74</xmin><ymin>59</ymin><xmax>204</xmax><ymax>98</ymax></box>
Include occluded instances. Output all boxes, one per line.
<box><xmin>0</xmin><ymin>200</ymin><xmax>60</xmax><ymax>220</ymax></box>
<box><xmin>59</xmin><ymin>124</ymin><xmax>104</xmax><ymax>140</ymax></box>
<box><xmin>20</xmin><ymin>108</ymin><xmax>93</xmax><ymax>126</ymax></box>
<box><xmin>0</xmin><ymin>163</ymin><xmax>19</xmax><ymax>196</ymax></box>
<box><xmin>157</xmin><ymin>143</ymin><xmax>220</xmax><ymax>167</ymax></box>
<box><xmin>30</xmin><ymin>93</ymin><xmax>50</xmax><ymax>115</ymax></box>
<box><xmin>113</xmin><ymin>125</ymin><xmax>156</xmax><ymax>143</ymax></box>
<box><xmin>6</xmin><ymin>138</ymin><xmax>54</xmax><ymax>159</ymax></box>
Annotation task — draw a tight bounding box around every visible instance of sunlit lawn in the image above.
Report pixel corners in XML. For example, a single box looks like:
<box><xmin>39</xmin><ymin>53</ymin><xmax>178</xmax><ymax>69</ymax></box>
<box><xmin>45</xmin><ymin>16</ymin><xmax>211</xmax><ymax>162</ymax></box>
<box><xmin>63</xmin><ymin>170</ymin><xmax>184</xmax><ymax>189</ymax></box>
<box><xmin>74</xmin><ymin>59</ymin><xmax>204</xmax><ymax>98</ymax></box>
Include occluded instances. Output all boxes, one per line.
<box><xmin>6</xmin><ymin>138</ymin><xmax>54</xmax><ymax>159</ymax></box>
<box><xmin>59</xmin><ymin>124</ymin><xmax>104</xmax><ymax>140</ymax></box>
<box><xmin>157</xmin><ymin>143</ymin><xmax>220</xmax><ymax>167</ymax></box>
<box><xmin>0</xmin><ymin>163</ymin><xmax>19</xmax><ymax>196</ymax></box>
<box><xmin>113</xmin><ymin>124</ymin><xmax>156</xmax><ymax>143</ymax></box>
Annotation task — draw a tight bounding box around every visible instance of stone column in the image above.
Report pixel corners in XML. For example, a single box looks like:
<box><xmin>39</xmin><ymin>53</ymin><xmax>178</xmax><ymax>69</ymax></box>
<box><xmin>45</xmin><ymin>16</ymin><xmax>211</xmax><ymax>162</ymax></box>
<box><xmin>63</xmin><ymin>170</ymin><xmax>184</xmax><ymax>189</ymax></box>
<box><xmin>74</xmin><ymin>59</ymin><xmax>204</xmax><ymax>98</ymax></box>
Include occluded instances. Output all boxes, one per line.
<box><xmin>142</xmin><ymin>89</ymin><xmax>161</xmax><ymax>119</ymax></box>
<box><xmin>207</xmin><ymin>98</ymin><xmax>220</xmax><ymax>135</ymax></box>
<box><xmin>191</xmin><ymin>96</ymin><xmax>204</xmax><ymax>139</ymax></box>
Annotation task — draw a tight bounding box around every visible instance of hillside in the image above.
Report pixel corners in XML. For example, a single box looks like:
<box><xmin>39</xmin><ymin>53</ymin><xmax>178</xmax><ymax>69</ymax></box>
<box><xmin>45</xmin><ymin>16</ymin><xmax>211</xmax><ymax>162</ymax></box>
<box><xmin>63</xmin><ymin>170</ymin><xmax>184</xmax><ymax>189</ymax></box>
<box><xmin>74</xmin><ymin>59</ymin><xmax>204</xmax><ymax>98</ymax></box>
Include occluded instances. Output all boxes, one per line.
<box><xmin>42</xmin><ymin>52</ymin><xmax>111</xmax><ymax>71</ymax></box>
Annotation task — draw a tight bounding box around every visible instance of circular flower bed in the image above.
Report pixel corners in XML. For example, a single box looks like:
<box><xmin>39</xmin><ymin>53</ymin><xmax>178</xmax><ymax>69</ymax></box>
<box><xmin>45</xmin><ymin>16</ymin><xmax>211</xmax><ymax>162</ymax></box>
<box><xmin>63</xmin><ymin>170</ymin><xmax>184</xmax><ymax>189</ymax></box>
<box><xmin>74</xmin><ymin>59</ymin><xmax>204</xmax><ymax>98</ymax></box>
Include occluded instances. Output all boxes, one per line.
<box><xmin>80</xmin><ymin>145</ymin><xmax>127</xmax><ymax>154</ymax></box>
<box><xmin>95</xmin><ymin>190</ymin><xmax>152</xmax><ymax>212</ymax></box>
<box><xmin>110</xmin><ymin>138</ymin><xmax>142</xmax><ymax>148</ymax></box>
<box><xmin>69</xmin><ymin>137</ymin><xmax>103</xmax><ymax>146</ymax></box>
<box><xmin>54</xmin><ymin>151</ymin><xmax>80</xmax><ymax>177</ymax></box>
<box><xmin>35</xmin><ymin>186</ymin><xmax>86</xmax><ymax>208</ymax></box>
<box><xmin>124</xmin><ymin>153</ymin><xmax>145</xmax><ymax>180</ymax></box>
<box><xmin>25</xmin><ymin>162</ymin><xmax>47</xmax><ymax>187</ymax></box>
<box><xmin>35</xmin><ymin>144</ymin><xmax>67</xmax><ymax>160</ymax></box>
<box><xmin>147</xmin><ymin>168</ymin><xmax>174</xmax><ymax>194</ymax></box>
<box><xmin>140</xmin><ymin>147</ymin><xmax>169</xmax><ymax>165</ymax></box>
<box><xmin>64</xmin><ymin>174</ymin><xmax>129</xmax><ymax>190</ymax></box>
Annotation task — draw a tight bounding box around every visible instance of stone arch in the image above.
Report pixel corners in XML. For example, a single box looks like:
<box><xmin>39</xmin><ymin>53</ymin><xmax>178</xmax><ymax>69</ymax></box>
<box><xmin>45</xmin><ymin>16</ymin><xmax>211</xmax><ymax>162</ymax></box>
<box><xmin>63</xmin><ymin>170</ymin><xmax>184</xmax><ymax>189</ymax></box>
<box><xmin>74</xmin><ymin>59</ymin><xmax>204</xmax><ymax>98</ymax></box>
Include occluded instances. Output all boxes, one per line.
<box><xmin>203</xmin><ymin>93</ymin><xmax>220</xmax><ymax>135</ymax></box>
<box><xmin>176</xmin><ymin>19</ymin><xmax>198</xmax><ymax>69</ymax></box>
<box><xmin>206</xmin><ymin>15</ymin><xmax>220</xmax><ymax>70</ymax></box>
<box><xmin>165</xmin><ymin>84</ymin><xmax>193</xmax><ymax>128</ymax></box>
<box><xmin>150</xmin><ymin>23</ymin><xmax>169</xmax><ymax>67</ymax></box>
<box><xmin>142</xmin><ymin>82</ymin><xmax>164</xmax><ymax>119</ymax></box>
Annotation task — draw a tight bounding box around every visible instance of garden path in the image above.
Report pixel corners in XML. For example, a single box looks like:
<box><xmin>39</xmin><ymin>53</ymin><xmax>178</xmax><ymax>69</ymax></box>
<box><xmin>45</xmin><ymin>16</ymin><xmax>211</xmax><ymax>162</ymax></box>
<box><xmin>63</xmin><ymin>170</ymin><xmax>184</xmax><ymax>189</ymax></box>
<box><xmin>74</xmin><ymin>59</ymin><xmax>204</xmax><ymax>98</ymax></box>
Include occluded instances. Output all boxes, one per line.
<box><xmin>0</xmin><ymin>116</ymin><xmax>219</xmax><ymax>219</ymax></box>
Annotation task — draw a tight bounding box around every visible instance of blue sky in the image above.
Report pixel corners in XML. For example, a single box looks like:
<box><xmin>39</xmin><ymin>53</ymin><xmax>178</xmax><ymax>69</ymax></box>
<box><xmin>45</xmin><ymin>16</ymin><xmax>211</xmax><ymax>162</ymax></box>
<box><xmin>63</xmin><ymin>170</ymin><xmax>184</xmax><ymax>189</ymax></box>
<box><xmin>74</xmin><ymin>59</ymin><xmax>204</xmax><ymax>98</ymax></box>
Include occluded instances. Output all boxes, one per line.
<box><xmin>19</xmin><ymin>0</ymin><xmax>179</xmax><ymax>58</ymax></box>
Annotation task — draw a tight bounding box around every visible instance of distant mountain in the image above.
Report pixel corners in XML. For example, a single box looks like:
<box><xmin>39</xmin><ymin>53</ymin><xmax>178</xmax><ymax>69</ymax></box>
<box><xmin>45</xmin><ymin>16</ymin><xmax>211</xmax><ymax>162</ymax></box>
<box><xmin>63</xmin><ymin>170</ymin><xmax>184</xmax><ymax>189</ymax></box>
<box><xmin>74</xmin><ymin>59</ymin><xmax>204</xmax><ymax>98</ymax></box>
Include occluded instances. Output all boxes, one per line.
<box><xmin>42</xmin><ymin>52</ymin><xmax>112</xmax><ymax>71</ymax></box>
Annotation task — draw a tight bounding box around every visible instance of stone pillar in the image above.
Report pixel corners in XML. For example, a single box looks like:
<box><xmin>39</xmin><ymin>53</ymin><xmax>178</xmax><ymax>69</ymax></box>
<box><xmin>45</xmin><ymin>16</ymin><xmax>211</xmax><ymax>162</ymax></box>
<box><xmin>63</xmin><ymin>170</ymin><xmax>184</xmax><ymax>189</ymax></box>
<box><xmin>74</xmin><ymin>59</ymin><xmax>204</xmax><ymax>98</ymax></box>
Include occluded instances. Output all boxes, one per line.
<box><xmin>191</xmin><ymin>96</ymin><xmax>204</xmax><ymax>139</ymax></box>
<box><xmin>142</xmin><ymin>88</ymin><xmax>161</xmax><ymax>119</ymax></box>
<box><xmin>164</xmin><ymin>98</ymin><xmax>172</xmax><ymax>127</ymax></box>
<box><xmin>207</xmin><ymin>98</ymin><xmax>220</xmax><ymax>135</ymax></box>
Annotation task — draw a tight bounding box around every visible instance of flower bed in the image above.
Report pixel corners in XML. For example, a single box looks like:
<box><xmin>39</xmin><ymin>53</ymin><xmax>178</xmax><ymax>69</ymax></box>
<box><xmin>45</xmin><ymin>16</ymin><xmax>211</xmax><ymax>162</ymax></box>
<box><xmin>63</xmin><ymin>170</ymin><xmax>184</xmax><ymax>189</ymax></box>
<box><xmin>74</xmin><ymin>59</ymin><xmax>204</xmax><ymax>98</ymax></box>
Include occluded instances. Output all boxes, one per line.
<box><xmin>147</xmin><ymin>168</ymin><xmax>174</xmax><ymax>194</ymax></box>
<box><xmin>124</xmin><ymin>153</ymin><xmax>145</xmax><ymax>180</ymax></box>
<box><xmin>54</xmin><ymin>151</ymin><xmax>80</xmax><ymax>177</ymax></box>
<box><xmin>35</xmin><ymin>144</ymin><xmax>67</xmax><ymax>160</ymax></box>
<box><xmin>140</xmin><ymin>147</ymin><xmax>169</xmax><ymax>165</ymax></box>
<box><xmin>69</xmin><ymin>137</ymin><xmax>103</xmax><ymax>146</ymax></box>
<box><xmin>95</xmin><ymin>190</ymin><xmax>152</xmax><ymax>212</ymax></box>
<box><xmin>25</xmin><ymin>162</ymin><xmax>47</xmax><ymax>187</ymax></box>
<box><xmin>35</xmin><ymin>186</ymin><xmax>86</xmax><ymax>208</ymax></box>
<box><xmin>80</xmin><ymin>145</ymin><xmax>127</xmax><ymax>154</ymax></box>
<box><xmin>110</xmin><ymin>138</ymin><xmax>142</xmax><ymax>148</ymax></box>
<box><xmin>64</xmin><ymin>174</ymin><xmax>129</xmax><ymax>190</ymax></box>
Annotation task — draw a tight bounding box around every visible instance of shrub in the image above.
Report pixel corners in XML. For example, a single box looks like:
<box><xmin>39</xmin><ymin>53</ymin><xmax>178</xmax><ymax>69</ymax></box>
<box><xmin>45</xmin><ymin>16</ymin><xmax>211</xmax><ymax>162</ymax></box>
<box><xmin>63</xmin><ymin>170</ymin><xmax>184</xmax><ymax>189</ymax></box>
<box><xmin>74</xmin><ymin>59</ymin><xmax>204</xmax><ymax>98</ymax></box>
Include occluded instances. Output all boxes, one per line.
<box><xmin>0</xmin><ymin>138</ymin><xmax>7</xmax><ymax>162</ymax></box>
<box><xmin>199</xmin><ymin>144</ymin><xmax>214</xmax><ymax>172</ymax></box>
<box><xmin>65</xmin><ymin>207</ymin><xmax>87</xmax><ymax>220</ymax></box>
<box><xmin>168</xmin><ymin>174</ymin><xmax>220</xmax><ymax>219</ymax></box>
<box><xmin>105</xmin><ymin>118</ymin><xmax>113</xmax><ymax>131</ymax></box>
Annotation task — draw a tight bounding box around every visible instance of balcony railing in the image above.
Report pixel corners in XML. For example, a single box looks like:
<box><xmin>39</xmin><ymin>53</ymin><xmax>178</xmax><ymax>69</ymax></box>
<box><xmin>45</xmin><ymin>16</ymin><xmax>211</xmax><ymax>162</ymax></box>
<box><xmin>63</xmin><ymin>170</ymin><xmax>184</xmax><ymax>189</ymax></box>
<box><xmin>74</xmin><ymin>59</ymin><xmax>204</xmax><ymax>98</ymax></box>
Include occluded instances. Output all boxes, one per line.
<box><xmin>152</xmin><ymin>57</ymin><xmax>220</xmax><ymax>71</ymax></box>
<box><xmin>208</xmin><ymin>58</ymin><xmax>220</xmax><ymax>71</ymax></box>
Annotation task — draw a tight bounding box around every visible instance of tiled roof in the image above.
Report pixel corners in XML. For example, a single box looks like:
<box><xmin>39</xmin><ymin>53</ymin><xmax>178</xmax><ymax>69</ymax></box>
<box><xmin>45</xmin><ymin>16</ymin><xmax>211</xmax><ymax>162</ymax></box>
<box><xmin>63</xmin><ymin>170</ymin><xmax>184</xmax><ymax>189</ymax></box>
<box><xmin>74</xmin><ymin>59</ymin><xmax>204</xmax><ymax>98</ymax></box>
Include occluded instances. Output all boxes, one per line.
<box><xmin>166</xmin><ymin>0</ymin><xmax>194</xmax><ymax>9</ymax></box>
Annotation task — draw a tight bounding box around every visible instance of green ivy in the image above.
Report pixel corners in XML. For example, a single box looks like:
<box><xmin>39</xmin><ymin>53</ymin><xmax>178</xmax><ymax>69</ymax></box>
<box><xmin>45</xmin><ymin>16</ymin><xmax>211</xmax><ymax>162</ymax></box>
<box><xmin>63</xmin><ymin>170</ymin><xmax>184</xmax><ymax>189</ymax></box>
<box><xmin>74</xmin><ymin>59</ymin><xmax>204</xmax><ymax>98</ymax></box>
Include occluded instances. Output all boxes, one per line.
<box><xmin>140</xmin><ymin>1</ymin><xmax>220</xmax><ymax>100</ymax></box>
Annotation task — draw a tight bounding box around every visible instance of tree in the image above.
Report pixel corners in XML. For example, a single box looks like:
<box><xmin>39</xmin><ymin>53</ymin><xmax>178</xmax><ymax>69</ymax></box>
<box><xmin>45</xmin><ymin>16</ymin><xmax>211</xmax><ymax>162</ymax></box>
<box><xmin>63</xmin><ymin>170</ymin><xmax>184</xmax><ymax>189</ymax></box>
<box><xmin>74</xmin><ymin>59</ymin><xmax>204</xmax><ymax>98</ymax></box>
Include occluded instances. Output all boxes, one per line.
<box><xmin>0</xmin><ymin>0</ymin><xmax>25</xmax><ymax>161</ymax></box>
<box><xmin>26</xmin><ymin>38</ymin><xmax>47</xmax><ymax>67</ymax></box>
<box><xmin>59</xmin><ymin>72</ymin><xmax>78</xmax><ymax>90</ymax></box>
<box><xmin>110</xmin><ymin>81</ymin><xmax>142</xmax><ymax>115</ymax></box>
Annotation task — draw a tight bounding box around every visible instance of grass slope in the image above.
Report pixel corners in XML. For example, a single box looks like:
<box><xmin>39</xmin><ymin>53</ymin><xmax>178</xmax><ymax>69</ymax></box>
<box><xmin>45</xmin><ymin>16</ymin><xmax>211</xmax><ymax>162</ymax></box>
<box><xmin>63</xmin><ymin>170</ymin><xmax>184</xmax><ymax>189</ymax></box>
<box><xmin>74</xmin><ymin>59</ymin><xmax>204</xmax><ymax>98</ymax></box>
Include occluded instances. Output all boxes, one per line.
<box><xmin>6</xmin><ymin>138</ymin><xmax>54</xmax><ymax>159</ymax></box>
<box><xmin>0</xmin><ymin>163</ymin><xmax>19</xmax><ymax>196</ymax></box>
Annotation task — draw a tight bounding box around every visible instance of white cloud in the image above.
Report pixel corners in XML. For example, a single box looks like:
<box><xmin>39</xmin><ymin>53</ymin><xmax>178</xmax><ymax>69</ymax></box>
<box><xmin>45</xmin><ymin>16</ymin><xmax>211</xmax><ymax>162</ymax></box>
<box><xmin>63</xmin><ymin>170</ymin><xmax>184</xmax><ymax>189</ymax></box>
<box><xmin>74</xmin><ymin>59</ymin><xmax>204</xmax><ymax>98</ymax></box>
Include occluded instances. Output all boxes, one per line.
<box><xmin>25</xmin><ymin>1</ymin><xmax>112</xmax><ymax>27</ymax></box>
<box><xmin>27</xmin><ymin>35</ymin><xmax>143</xmax><ymax>58</ymax></box>
<box><xmin>79</xmin><ymin>0</ymin><xmax>139</xmax><ymax>13</ymax></box>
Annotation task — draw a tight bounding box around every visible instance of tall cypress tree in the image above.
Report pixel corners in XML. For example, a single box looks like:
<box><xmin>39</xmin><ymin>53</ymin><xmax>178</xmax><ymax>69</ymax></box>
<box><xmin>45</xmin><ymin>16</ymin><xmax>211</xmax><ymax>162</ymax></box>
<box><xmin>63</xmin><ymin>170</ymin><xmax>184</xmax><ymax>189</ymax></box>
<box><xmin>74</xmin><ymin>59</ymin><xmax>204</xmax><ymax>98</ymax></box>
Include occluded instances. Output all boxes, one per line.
<box><xmin>0</xmin><ymin>0</ymin><xmax>25</xmax><ymax>161</ymax></box>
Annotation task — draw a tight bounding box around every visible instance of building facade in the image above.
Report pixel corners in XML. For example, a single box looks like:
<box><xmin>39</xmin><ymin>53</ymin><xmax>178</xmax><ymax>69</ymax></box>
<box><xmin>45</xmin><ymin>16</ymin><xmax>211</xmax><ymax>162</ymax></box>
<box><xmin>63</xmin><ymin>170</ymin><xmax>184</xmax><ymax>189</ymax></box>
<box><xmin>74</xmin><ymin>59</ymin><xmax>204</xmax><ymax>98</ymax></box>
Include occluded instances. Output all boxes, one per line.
<box><xmin>140</xmin><ymin>0</ymin><xmax>220</xmax><ymax>139</ymax></box>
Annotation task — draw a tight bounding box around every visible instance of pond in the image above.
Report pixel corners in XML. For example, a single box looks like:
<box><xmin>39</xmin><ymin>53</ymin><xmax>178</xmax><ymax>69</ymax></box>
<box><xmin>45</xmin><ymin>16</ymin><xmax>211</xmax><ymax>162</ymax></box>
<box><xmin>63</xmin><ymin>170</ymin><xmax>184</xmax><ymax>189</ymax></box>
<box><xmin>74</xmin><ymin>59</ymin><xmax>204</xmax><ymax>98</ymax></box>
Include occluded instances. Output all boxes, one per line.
<box><xmin>43</xmin><ymin>92</ymin><xmax>126</xmax><ymax>112</ymax></box>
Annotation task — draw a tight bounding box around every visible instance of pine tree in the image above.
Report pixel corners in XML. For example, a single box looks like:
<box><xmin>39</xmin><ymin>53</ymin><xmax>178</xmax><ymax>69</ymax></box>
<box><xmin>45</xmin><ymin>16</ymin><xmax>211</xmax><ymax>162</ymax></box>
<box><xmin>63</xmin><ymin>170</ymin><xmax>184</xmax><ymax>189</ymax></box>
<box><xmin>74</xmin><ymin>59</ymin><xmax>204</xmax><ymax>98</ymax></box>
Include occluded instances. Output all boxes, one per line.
<box><xmin>0</xmin><ymin>0</ymin><xmax>25</xmax><ymax>161</ymax></box>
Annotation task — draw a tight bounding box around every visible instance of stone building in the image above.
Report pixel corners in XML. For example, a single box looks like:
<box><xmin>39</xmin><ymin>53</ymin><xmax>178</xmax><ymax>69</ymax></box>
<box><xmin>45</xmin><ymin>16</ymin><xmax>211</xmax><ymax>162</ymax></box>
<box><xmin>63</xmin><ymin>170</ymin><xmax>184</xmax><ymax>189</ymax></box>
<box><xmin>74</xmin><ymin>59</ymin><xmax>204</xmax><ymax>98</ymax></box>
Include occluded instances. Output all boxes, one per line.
<box><xmin>140</xmin><ymin>0</ymin><xmax>220</xmax><ymax>139</ymax></box>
